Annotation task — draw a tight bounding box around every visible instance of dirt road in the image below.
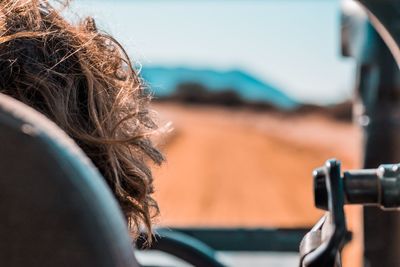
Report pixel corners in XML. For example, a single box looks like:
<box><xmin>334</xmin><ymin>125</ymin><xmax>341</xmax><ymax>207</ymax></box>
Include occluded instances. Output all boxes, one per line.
<box><xmin>151</xmin><ymin>103</ymin><xmax>362</xmax><ymax>265</ymax></box>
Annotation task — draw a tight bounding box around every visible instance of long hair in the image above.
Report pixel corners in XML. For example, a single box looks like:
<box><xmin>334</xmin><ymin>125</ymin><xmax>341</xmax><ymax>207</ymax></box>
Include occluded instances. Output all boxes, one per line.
<box><xmin>0</xmin><ymin>0</ymin><xmax>164</xmax><ymax>242</ymax></box>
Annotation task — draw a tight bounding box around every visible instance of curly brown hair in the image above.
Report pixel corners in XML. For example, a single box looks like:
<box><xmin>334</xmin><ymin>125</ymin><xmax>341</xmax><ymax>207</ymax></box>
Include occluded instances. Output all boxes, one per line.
<box><xmin>0</xmin><ymin>0</ymin><xmax>164</xmax><ymax>242</ymax></box>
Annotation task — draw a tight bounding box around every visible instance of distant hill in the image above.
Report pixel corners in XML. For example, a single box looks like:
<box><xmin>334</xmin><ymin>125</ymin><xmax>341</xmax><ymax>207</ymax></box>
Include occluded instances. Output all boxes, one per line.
<box><xmin>141</xmin><ymin>66</ymin><xmax>298</xmax><ymax>110</ymax></box>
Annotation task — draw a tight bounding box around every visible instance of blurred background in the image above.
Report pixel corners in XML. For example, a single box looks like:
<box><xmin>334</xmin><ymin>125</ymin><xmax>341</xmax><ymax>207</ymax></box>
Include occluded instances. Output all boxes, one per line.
<box><xmin>70</xmin><ymin>0</ymin><xmax>363</xmax><ymax>266</ymax></box>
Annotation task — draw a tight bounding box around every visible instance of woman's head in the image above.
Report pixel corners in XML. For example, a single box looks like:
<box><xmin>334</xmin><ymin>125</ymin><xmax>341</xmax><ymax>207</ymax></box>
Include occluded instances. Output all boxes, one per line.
<box><xmin>0</xmin><ymin>0</ymin><xmax>163</xmax><ymax>241</ymax></box>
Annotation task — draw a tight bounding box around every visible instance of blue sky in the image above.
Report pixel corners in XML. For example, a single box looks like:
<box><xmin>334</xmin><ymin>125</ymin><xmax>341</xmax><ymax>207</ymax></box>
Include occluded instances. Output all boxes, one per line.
<box><xmin>70</xmin><ymin>0</ymin><xmax>356</xmax><ymax>104</ymax></box>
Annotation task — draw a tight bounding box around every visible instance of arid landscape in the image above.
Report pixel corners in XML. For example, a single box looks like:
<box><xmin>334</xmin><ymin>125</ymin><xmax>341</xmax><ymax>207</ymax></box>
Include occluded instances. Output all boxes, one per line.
<box><xmin>151</xmin><ymin>103</ymin><xmax>363</xmax><ymax>266</ymax></box>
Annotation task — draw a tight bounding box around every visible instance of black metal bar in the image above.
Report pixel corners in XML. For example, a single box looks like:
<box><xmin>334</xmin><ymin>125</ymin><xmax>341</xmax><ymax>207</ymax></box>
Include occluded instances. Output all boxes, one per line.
<box><xmin>352</xmin><ymin>2</ymin><xmax>400</xmax><ymax>265</ymax></box>
<box><xmin>341</xmin><ymin>1</ymin><xmax>400</xmax><ymax>265</ymax></box>
<box><xmin>343</xmin><ymin>165</ymin><xmax>400</xmax><ymax>208</ymax></box>
<box><xmin>155</xmin><ymin>227</ymin><xmax>310</xmax><ymax>252</ymax></box>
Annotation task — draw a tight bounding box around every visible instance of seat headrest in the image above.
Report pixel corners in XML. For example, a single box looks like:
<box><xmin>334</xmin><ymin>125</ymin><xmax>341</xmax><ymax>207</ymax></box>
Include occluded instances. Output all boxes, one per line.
<box><xmin>0</xmin><ymin>93</ymin><xmax>139</xmax><ymax>267</ymax></box>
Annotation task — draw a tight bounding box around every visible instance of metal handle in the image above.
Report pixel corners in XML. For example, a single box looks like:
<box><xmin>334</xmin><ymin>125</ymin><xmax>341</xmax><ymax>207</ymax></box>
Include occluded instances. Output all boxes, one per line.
<box><xmin>344</xmin><ymin>164</ymin><xmax>400</xmax><ymax>209</ymax></box>
<box><xmin>315</xmin><ymin>163</ymin><xmax>400</xmax><ymax>210</ymax></box>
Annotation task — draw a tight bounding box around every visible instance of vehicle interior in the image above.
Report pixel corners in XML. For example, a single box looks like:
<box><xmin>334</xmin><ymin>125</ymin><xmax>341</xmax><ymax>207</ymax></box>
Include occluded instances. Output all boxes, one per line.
<box><xmin>1</xmin><ymin>0</ymin><xmax>400</xmax><ymax>266</ymax></box>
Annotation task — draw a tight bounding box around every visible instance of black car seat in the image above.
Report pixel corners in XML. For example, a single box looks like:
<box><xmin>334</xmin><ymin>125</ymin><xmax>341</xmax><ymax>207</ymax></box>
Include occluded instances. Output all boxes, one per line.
<box><xmin>0</xmin><ymin>93</ymin><xmax>140</xmax><ymax>267</ymax></box>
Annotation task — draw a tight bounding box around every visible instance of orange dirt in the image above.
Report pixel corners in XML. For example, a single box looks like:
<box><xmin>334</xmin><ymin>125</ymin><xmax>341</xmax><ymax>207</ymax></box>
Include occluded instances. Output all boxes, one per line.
<box><xmin>152</xmin><ymin>103</ymin><xmax>363</xmax><ymax>266</ymax></box>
